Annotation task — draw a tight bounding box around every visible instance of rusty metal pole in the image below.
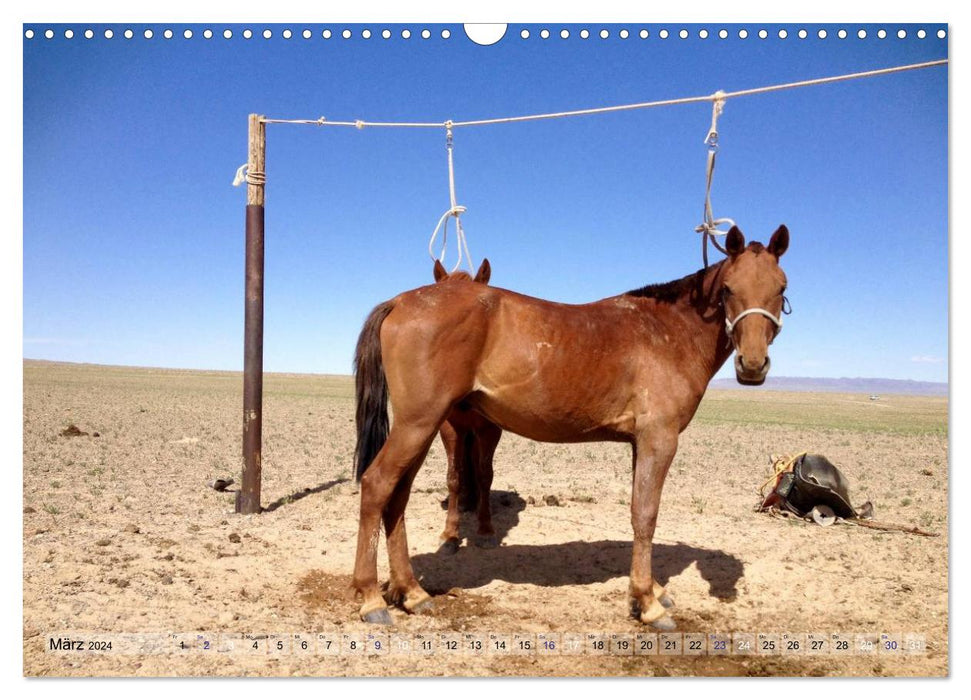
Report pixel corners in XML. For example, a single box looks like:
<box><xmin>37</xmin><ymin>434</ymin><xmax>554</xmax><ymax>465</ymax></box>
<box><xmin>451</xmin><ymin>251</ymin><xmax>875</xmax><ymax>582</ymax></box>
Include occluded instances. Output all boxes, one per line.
<box><xmin>237</xmin><ymin>113</ymin><xmax>266</xmax><ymax>514</ymax></box>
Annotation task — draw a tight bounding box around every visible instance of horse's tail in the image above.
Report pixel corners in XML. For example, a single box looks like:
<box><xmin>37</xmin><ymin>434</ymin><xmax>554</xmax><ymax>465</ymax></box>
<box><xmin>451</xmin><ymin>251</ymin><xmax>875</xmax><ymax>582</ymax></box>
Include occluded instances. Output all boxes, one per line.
<box><xmin>354</xmin><ymin>300</ymin><xmax>396</xmax><ymax>481</ymax></box>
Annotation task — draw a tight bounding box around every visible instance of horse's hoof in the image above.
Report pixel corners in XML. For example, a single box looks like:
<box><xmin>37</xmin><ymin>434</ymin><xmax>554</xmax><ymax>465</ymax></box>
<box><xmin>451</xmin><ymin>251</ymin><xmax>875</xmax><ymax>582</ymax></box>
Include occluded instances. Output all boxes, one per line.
<box><xmin>437</xmin><ymin>539</ymin><xmax>460</xmax><ymax>555</ymax></box>
<box><xmin>361</xmin><ymin>607</ymin><xmax>393</xmax><ymax>625</ymax></box>
<box><xmin>474</xmin><ymin>534</ymin><xmax>498</xmax><ymax>549</ymax></box>
<box><xmin>648</xmin><ymin>614</ymin><xmax>678</xmax><ymax>631</ymax></box>
<box><xmin>650</xmin><ymin>615</ymin><xmax>677</xmax><ymax>631</ymax></box>
<box><xmin>659</xmin><ymin>593</ymin><xmax>675</xmax><ymax>609</ymax></box>
<box><xmin>406</xmin><ymin>596</ymin><xmax>435</xmax><ymax>615</ymax></box>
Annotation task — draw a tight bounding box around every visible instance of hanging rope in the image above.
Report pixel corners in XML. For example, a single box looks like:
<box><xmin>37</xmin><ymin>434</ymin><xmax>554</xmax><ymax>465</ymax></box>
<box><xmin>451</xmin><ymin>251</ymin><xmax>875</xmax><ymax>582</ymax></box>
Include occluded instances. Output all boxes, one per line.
<box><xmin>427</xmin><ymin>122</ymin><xmax>474</xmax><ymax>273</ymax></box>
<box><xmin>694</xmin><ymin>90</ymin><xmax>734</xmax><ymax>267</ymax></box>
<box><xmin>232</xmin><ymin>163</ymin><xmax>266</xmax><ymax>187</ymax></box>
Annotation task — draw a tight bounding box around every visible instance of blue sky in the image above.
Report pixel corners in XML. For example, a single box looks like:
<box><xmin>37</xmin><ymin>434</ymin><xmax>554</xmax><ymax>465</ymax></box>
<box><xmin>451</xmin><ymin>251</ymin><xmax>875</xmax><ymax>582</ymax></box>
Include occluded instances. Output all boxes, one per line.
<box><xmin>22</xmin><ymin>22</ymin><xmax>948</xmax><ymax>382</ymax></box>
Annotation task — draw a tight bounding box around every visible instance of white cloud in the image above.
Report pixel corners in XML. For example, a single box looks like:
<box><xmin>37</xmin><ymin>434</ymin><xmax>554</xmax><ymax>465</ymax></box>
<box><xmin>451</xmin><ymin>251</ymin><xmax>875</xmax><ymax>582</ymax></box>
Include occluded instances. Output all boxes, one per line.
<box><xmin>910</xmin><ymin>355</ymin><xmax>945</xmax><ymax>364</ymax></box>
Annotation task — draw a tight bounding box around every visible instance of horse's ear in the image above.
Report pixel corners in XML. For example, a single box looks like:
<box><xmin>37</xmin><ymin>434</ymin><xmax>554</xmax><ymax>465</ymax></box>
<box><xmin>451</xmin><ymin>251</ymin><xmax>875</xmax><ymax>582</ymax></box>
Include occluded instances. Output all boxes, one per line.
<box><xmin>433</xmin><ymin>259</ymin><xmax>448</xmax><ymax>282</ymax></box>
<box><xmin>474</xmin><ymin>258</ymin><xmax>492</xmax><ymax>284</ymax></box>
<box><xmin>768</xmin><ymin>225</ymin><xmax>789</xmax><ymax>258</ymax></box>
<box><xmin>725</xmin><ymin>226</ymin><xmax>746</xmax><ymax>256</ymax></box>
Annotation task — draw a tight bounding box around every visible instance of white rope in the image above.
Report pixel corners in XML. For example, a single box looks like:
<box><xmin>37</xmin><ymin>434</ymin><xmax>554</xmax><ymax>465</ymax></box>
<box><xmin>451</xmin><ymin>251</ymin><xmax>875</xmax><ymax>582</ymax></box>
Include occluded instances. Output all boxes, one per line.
<box><xmin>259</xmin><ymin>60</ymin><xmax>947</xmax><ymax>131</ymax></box>
<box><xmin>694</xmin><ymin>91</ymin><xmax>733</xmax><ymax>267</ymax></box>
<box><xmin>427</xmin><ymin>122</ymin><xmax>474</xmax><ymax>273</ymax></box>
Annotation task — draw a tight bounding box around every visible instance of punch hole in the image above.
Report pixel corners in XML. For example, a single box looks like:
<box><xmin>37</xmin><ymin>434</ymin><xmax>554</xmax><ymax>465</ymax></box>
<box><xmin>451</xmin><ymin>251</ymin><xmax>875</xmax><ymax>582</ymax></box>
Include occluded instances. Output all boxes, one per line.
<box><xmin>937</xmin><ymin>29</ymin><xmax>946</xmax><ymax>39</ymax></box>
<box><xmin>560</xmin><ymin>29</ymin><xmax>569</xmax><ymax>39</ymax></box>
<box><xmin>718</xmin><ymin>29</ymin><xmax>728</xmax><ymax>39</ymax></box>
<box><xmin>758</xmin><ymin>29</ymin><xmax>767</xmax><ymax>39</ymax></box>
<box><xmin>124</xmin><ymin>29</ymin><xmax>134</xmax><ymax>39</ymax></box>
<box><xmin>362</xmin><ymin>29</ymin><xmax>372</xmax><ymax>39</ymax></box>
<box><xmin>243</xmin><ymin>29</ymin><xmax>253</xmax><ymax>39</ymax></box>
<box><xmin>44</xmin><ymin>29</ymin><xmax>53</xmax><ymax>39</ymax></box>
<box><xmin>678</xmin><ymin>29</ymin><xmax>687</xmax><ymax>39</ymax></box>
<box><xmin>464</xmin><ymin>24</ymin><xmax>507</xmax><ymax>46</ymax></box>
<box><xmin>917</xmin><ymin>29</ymin><xmax>926</xmax><ymax>39</ymax></box>
<box><xmin>897</xmin><ymin>29</ymin><xmax>907</xmax><ymax>39</ymax></box>
<box><xmin>837</xmin><ymin>29</ymin><xmax>847</xmax><ymax>39</ymax></box>
<box><xmin>659</xmin><ymin>29</ymin><xmax>669</xmax><ymax>39</ymax></box>
<box><xmin>441</xmin><ymin>29</ymin><xmax>451</xmax><ymax>39</ymax></box>
<box><xmin>540</xmin><ymin>29</ymin><xmax>550</xmax><ymax>39</ymax></box>
<box><xmin>144</xmin><ymin>29</ymin><xmax>153</xmax><ymax>39</ymax></box>
<box><xmin>303</xmin><ymin>29</ymin><xmax>312</xmax><ymax>39</ymax></box>
<box><xmin>163</xmin><ymin>29</ymin><xmax>173</xmax><ymax>39</ymax></box>
<box><xmin>738</xmin><ymin>29</ymin><xmax>748</xmax><ymax>39</ymax></box>
<box><xmin>64</xmin><ymin>29</ymin><xmax>74</xmax><ymax>39</ymax></box>
<box><xmin>778</xmin><ymin>29</ymin><xmax>788</xmax><ymax>39</ymax></box>
<box><xmin>858</xmin><ymin>29</ymin><xmax>867</xmax><ymax>39</ymax></box>
<box><xmin>323</xmin><ymin>29</ymin><xmax>332</xmax><ymax>39</ymax></box>
<box><xmin>184</xmin><ymin>29</ymin><xmax>193</xmax><ymax>39</ymax></box>
<box><xmin>600</xmin><ymin>29</ymin><xmax>609</xmax><ymax>39</ymax></box>
<box><xmin>421</xmin><ymin>29</ymin><xmax>431</xmax><ymax>39</ymax></box>
<box><xmin>877</xmin><ymin>29</ymin><xmax>887</xmax><ymax>39</ymax></box>
<box><xmin>203</xmin><ymin>29</ymin><xmax>213</xmax><ymax>39</ymax></box>
<box><xmin>641</xmin><ymin>29</ymin><xmax>650</xmax><ymax>39</ymax></box>
<box><xmin>520</xmin><ymin>29</ymin><xmax>529</xmax><ymax>39</ymax></box>
<box><xmin>581</xmin><ymin>29</ymin><xmax>590</xmax><ymax>39</ymax></box>
<box><xmin>282</xmin><ymin>29</ymin><xmax>292</xmax><ymax>39</ymax></box>
<box><xmin>817</xmin><ymin>29</ymin><xmax>827</xmax><ymax>39</ymax></box>
<box><xmin>342</xmin><ymin>29</ymin><xmax>351</xmax><ymax>39</ymax></box>
<box><xmin>24</xmin><ymin>29</ymin><xmax>34</xmax><ymax>39</ymax></box>
<box><xmin>620</xmin><ymin>29</ymin><xmax>630</xmax><ymax>39</ymax></box>
<box><xmin>401</xmin><ymin>29</ymin><xmax>411</xmax><ymax>39</ymax></box>
<box><xmin>104</xmin><ymin>29</ymin><xmax>114</xmax><ymax>39</ymax></box>
<box><xmin>85</xmin><ymin>29</ymin><xmax>95</xmax><ymax>39</ymax></box>
<box><xmin>223</xmin><ymin>29</ymin><xmax>232</xmax><ymax>39</ymax></box>
<box><xmin>382</xmin><ymin>29</ymin><xmax>391</xmax><ymax>39</ymax></box>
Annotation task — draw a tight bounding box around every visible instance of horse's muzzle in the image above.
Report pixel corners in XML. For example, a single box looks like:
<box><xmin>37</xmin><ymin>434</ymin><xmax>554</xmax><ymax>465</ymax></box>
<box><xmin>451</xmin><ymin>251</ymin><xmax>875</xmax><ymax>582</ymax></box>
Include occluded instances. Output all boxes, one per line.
<box><xmin>735</xmin><ymin>354</ymin><xmax>770</xmax><ymax>386</ymax></box>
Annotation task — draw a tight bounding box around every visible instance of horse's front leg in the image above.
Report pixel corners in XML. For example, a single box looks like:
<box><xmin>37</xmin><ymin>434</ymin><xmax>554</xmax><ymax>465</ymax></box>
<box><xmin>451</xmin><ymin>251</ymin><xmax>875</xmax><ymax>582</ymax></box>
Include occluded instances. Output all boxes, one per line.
<box><xmin>629</xmin><ymin>426</ymin><xmax>679</xmax><ymax>630</ymax></box>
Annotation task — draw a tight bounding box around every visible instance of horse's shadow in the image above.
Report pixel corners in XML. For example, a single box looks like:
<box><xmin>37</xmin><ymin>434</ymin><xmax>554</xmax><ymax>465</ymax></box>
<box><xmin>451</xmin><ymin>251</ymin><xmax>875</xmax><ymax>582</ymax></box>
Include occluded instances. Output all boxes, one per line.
<box><xmin>439</xmin><ymin>489</ymin><xmax>527</xmax><ymax>544</ymax></box>
<box><xmin>412</xmin><ymin>539</ymin><xmax>743</xmax><ymax>601</ymax></box>
<box><xmin>262</xmin><ymin>478</ymin><xmax>349</xmax><ymax>513</ymax></box>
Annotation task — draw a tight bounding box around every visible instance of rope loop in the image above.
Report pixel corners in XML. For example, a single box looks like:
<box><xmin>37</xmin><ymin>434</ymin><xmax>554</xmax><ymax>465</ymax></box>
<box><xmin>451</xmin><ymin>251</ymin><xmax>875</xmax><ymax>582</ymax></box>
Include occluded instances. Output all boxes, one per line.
<box><xmin>428</xmin><ymin>122</ymin><xmax>473</xmax><ymax>273</ymax></box>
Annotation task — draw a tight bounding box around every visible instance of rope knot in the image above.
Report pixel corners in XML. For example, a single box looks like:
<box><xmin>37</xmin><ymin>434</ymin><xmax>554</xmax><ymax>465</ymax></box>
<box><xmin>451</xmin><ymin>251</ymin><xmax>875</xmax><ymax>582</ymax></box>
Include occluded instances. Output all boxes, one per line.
<box><xmin>316</xmin><ymin>116</ymin><xmax>327</xmax><ymax>125</ymax></box>
<box><xmin>232</xmin><ymin>163</ymin><xmax>266</xmax><ymax>187</ymax></box>
<box><xmin>354</xmin><ymin>120</ymin><xmax>365</xmax><ymax>130</ymax></box>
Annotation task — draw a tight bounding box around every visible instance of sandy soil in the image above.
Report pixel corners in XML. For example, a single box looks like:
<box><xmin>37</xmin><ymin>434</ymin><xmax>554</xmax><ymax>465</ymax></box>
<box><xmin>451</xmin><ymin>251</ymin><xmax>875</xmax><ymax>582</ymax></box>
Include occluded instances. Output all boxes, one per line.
<box><xmin>22</xmin><ymin>361</ymin><xmax>948</xmax><ymax>677</ymax></box>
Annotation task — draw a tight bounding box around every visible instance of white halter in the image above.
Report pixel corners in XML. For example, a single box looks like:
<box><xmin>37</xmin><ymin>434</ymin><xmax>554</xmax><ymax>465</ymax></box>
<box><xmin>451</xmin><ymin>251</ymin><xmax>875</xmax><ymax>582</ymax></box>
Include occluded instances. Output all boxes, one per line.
<box><xmin>725</xmin><ymin>307</ymin><xmax>784</xmax><ymax>340</ymax></box>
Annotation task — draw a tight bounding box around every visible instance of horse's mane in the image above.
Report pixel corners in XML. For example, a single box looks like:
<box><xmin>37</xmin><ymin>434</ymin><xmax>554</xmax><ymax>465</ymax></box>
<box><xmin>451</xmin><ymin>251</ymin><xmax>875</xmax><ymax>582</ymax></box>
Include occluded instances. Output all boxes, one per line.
<box><xmin>624</xmin><ymin>267</ymin><xmax>709</xmax><ymax>304</ymax></box>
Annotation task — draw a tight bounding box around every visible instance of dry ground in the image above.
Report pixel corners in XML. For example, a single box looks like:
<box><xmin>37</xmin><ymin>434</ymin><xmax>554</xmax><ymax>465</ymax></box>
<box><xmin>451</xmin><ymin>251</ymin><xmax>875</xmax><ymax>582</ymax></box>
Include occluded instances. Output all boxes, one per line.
<box><xmin>22</xmin><ymin>360</ymin><xmax>948</xmax><ymax>677</ymax></box>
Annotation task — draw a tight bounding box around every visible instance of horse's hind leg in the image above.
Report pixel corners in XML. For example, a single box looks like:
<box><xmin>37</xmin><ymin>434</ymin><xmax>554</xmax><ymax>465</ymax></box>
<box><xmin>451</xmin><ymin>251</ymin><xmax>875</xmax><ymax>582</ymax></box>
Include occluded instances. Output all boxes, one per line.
<box><xmin>473</xmin><ymin>422</ymin><xmax>502</xmax><ymax>548</ymax></box>
<box><xmin>384</xmin><ymin>454</ymin><xmax>433</xmax><ymax>613</ymax></box>
<box><xmin>629</xmin><ymin>427</ymin><xmax>679</xmax><ymax>630</ymax></box>
<box><xmin>437</xmin><ymin>421</ymin><xmax>464</xmax><ymax>555</ymax></box>
<box><xmin>352</xmin><ymin>423</ymin><xmax>438</xmax><ymax>624</ymax></box>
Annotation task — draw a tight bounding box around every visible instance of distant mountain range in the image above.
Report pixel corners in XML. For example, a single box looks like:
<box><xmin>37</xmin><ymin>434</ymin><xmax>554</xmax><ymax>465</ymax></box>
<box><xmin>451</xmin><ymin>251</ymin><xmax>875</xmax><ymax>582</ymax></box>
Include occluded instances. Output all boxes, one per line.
<box><xmin>709</xmin><ymin>376</ymin><xmax>948</xmax><ymax>396</ymax></box>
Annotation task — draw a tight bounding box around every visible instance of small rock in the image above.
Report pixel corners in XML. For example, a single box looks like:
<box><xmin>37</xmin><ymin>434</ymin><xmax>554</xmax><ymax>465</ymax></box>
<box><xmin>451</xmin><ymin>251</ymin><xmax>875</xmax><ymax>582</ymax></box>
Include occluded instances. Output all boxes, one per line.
<box><xmin>161</xmin><ymin>574</ymin><xmax>174</xmax><ymax>585</ymax></box>
<box><xmin>209</xmin><ymin>478</ymin><xmax>234</xmax><ymax>492</ymax></box>
<box><xmin>187</xmin><ymin>524</ymin><xmax>201</xmax><ymax>533</ymax></box>
<box><xmin>95</xmin><ymin>538</ymin><xmax>112</xmax><ymax>547</ymax></box>
<box><xmin>921</xmin><ymin>468</ymin><xmax>934</xmax><ymax>476</ymax></box>
<box><xmin>60</xmin><ymin>424</ymin><xmax>88</xmax><ymax>438</ymax></box>
<box><xmin>526</xmin><ymin>496</ymin><xmax>536</xmax><ymax>505</ymax></box>
<box><xmin>544</xmin><ymin>494</ymin><xmax>561</xmax><ymax>507</ymax></box>
<box><xmin>123</xmin><ymin>524</ymin><xmax>140</xmax><ymax>534</ymax></box>
<box><xmin>24</xmin><ymin>506</ymin><xmax>36</xmax><ymax>514</ymax></box>
<box><xmin>114</xmin><ymin>578</ymin><xmax>130</xmax><ymax>589</ymax></box>
<box><xmin>228</xmin><ymin>532</ymin><xmax>242</xmax><ymax>544</ymax></box>
<box><xmin>92</xmin><ymin>432</ymin><xmax>101</xmax><ymax>438</ymax></box>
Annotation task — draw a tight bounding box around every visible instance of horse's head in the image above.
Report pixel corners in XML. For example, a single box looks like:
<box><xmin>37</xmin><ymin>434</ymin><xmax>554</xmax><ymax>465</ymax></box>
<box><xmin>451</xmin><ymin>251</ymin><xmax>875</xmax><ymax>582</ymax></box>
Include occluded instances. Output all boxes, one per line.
<box><xmin>432</xmin><ymin>258</ymin><xmax>492</xmax><ymax>285</ymax></box>
<box><xmin>719</xmin><ymin>225</ymin><xmax>789</xmax><ymax>385</ymax></box>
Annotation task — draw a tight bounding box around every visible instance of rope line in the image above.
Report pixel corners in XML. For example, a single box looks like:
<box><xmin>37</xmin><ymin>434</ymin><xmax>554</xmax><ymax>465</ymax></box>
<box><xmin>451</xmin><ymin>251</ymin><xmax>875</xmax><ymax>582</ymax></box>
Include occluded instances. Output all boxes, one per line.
<box><xmin>257</xmin><ymin>59</ymin><xmax>946</xmax><ymax>130</ymax></box>
<box><xmin>232</xmin><ymin>163</ymin><xmax>266</xmax><ymax>187</ymax></box>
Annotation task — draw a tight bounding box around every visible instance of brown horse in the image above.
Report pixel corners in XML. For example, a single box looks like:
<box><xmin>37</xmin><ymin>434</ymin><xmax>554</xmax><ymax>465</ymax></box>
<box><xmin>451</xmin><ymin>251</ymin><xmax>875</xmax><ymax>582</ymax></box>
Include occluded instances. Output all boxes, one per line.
<box><xmin>352</xmin><ymin>225</ymin><xmax>789</xmax><ymax>629</ymax></box>
<box><xmin>431</xmin><ymin>259</ymin><xmax>503</xmax><ymax>554</ymax></box>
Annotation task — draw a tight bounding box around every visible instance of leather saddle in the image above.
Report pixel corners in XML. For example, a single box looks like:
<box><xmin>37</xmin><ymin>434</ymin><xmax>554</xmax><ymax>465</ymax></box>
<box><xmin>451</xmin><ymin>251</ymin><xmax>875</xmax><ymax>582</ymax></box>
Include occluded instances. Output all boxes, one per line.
<box><xmin>761</xmin><ymin>453</ymin><xmax>873</xmax><ymax>520</ymax></box>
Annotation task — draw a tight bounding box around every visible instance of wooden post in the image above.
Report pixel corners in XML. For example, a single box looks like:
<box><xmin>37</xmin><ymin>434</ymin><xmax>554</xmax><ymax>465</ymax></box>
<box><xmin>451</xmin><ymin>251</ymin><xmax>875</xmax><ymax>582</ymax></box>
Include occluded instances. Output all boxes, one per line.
<box><xmin>237</xmin><ymin>114</ymin><xmax>266</xmax><ymax>514</ymax></box>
